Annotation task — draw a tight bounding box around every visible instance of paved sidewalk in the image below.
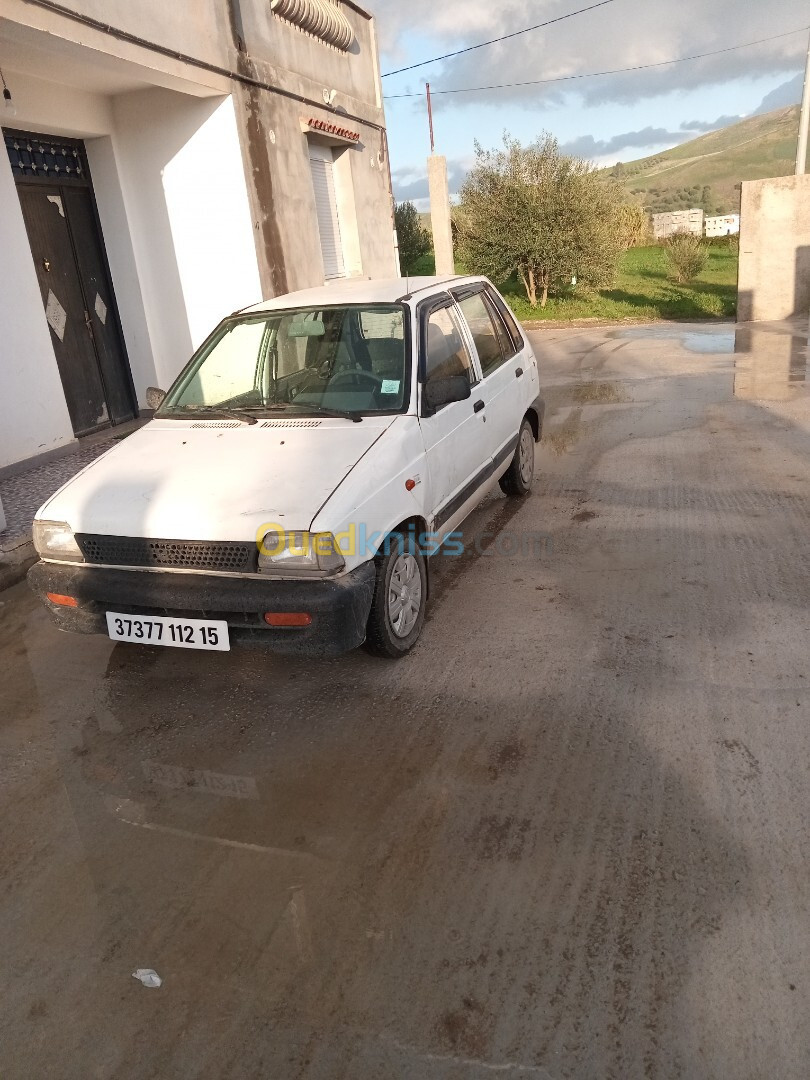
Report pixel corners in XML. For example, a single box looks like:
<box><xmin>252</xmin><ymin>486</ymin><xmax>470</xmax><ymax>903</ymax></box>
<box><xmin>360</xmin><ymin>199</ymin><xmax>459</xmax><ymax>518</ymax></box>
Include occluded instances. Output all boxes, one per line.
<box><xmin>0</xmin><ymin>422</ymin><xmax>144</xmax><ymax>587</ymax></box>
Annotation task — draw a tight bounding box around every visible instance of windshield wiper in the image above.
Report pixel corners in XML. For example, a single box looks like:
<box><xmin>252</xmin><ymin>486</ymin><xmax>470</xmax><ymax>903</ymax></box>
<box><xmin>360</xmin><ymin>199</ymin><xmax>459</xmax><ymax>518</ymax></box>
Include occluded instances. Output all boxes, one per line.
<box><xmin>168</xmin><ymin>405</ymin><xmax>258</xmax><ymax>425</ymax></box>
<box><xmin>283</xmin><ymin>402</ymin><xmax>363</xmax><ymax>423</ymax></box>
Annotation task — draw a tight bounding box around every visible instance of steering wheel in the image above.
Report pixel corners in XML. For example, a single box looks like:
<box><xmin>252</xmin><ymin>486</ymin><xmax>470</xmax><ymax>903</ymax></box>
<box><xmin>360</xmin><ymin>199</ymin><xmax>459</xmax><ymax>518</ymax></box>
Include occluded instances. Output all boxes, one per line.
<box><xmin>327</xmin><ymin>370</ymin><xmax>384</xmax><ymax>392</ymax></box>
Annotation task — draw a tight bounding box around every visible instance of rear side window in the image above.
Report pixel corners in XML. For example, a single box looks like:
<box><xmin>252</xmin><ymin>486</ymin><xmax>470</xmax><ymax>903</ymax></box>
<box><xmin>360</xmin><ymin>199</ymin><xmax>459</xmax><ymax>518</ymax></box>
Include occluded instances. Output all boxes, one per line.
<box><xmin>482</xmin><ymin>292</ymin><xmax>515</xmax><ymax>362</ymax></box>
<box><xmin>425</xmin><ymin>306</ymin><xmax>475</xmax><ymax>384</ymax></box>
<box><xmin>487</xmin><ymin>288</ymin><xmax>525</xmax><ymax>354</ymax></box>
<box><xmin>457</xmin><ymin>291</ymin><xmax>506</xmax><ymax>377</ymax></box>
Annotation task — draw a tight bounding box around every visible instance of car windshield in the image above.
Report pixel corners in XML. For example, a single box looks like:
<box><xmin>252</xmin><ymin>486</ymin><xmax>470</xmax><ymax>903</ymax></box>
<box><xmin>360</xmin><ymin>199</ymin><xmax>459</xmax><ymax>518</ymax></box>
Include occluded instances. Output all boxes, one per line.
<box><xmin>160</xmin><ymin>304</ymin><xmax>408</xmax><ymax>418</ymax></box>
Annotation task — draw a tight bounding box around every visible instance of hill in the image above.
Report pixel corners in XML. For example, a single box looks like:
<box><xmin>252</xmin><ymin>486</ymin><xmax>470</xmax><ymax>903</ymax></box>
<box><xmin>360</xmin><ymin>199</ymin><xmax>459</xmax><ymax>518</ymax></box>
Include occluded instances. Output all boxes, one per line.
<box><xmin>608</xmin><ymin>105</ymin><xmax>800</xmax><ymax>215</ymax></box>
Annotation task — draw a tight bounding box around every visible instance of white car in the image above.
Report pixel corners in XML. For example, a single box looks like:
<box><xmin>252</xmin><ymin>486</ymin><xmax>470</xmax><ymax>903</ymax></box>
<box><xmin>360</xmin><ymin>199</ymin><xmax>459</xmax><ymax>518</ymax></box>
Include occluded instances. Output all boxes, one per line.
<box><xmin>29</xmin><ymin>276</ymin><xmax>543</xmax><ymax>658</ymax></box>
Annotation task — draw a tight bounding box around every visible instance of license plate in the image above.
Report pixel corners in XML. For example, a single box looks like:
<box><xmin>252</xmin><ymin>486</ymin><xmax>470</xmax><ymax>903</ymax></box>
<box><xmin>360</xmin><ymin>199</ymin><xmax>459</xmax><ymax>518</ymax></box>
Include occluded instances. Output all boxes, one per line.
<box><xmin>106</xmin><ymin>612</ymin><xmax>230</xmax><ymax>651</ymax></box>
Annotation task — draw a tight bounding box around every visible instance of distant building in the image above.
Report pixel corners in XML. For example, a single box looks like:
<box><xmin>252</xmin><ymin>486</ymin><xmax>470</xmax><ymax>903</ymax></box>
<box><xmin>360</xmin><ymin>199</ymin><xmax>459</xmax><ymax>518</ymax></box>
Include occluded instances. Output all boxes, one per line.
<box><xmin>652</xmin><ymin>208</ymin><xmax>704</xmax><ymax>240</ymax></box>
<box><xmin>705</xmin><ymin>214</ymin><xmax>740</xmax><ymax>237</ymax></box>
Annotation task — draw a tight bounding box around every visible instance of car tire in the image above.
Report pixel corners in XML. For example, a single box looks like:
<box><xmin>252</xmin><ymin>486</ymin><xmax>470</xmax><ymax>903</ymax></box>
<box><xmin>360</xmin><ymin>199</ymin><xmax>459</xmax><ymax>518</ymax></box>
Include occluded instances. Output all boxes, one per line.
<box><xmin>365</xmin><ymin>530</ymin><xmax>427</xmax><ymax>658</ymax></box>
<box><xmin>499</xmin><ymin>417</ymin><xmax>535</xmax><ymax>497</ymax></box>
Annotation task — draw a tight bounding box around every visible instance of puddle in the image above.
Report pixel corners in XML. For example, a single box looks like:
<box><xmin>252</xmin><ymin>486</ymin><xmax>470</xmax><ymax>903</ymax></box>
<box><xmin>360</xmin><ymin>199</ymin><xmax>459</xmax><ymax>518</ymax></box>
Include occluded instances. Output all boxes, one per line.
<box><xmin>733</xmin><ymin>328</ymin><xmax>809</xmax><ymax>400</ymax></box>
<box><xmin>609</xmin><ymin>326</ymin><xmax>735</xmax><ymax>354</ymax></box>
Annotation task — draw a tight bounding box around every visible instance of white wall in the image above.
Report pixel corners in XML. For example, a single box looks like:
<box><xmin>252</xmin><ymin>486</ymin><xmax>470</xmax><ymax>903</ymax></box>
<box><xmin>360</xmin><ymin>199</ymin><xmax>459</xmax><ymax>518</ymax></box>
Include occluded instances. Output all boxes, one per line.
<box><xmin>162</xmin><ymin>95</ymin><xmax>263</xmax><ymax>349</ymax></box>
<box><xmin>111</xmin><ymin>89</ymin><xmax>262</xmax><ymax>392</ymax></box>
<box><xmin>85</xmin><ymin>135</ymin><xmax>157</xmax><ymax>397</ymax></box>
<box><xmin>0</xmin><ymin>155</ymin><xmax>74</xmax><ymax>468</ymax></box>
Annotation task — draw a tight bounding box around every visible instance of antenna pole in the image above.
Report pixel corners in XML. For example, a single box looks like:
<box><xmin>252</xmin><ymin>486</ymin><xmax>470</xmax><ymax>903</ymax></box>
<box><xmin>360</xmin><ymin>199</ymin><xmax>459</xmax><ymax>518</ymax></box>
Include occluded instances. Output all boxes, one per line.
<box><xmin>426</xmin><ymin>82</ymin><xmax>435</xmax><ymax>153</ymax></box>
<box><xmin>796</xmin><ymin>27</ymin><xmax>810</xmax><ymax>174</ymax></box>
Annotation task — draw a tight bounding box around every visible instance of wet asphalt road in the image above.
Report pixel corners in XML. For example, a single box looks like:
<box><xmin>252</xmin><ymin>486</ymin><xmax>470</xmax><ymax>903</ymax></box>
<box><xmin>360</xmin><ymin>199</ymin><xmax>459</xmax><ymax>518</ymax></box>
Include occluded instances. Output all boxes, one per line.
<box><xmin>1</xmin><ymin>320</ymin><xmax>809</xmax><ymax>1079</ymax></box>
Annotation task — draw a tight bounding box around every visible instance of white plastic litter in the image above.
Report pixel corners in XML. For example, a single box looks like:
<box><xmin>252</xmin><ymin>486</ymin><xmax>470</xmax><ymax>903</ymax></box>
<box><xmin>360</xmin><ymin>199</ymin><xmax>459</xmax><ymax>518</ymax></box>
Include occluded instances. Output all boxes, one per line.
<box><xmin>132</xmin><ymin>968</ymin><xmax>162</xmax><ymax>988</ymax></box>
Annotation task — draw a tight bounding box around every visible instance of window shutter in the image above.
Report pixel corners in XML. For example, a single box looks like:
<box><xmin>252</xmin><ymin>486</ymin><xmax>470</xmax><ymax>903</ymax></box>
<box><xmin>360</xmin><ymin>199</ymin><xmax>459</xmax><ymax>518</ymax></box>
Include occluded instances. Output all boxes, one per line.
<box><xmin>308</xmin><ymin>146</ymin><xmax>345</xmax><ymax>280</ymax></box>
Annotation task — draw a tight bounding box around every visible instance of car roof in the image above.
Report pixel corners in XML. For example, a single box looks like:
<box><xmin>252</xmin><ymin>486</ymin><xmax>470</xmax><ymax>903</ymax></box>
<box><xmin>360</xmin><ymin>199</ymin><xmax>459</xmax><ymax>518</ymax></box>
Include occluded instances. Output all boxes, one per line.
<box><xmin>240</xmin><ymin>276</ymin><xmax>486</xmax><ymax>313</ymax></box>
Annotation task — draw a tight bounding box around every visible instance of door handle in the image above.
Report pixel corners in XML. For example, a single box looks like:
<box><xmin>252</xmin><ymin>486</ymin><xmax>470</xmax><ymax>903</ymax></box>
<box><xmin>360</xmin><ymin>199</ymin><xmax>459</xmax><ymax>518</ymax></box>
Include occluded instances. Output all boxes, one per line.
<box><xmin>515</xmin><ymin>367</ymin><xmax>524</xmax><ymax>378</ymax></box>
<box><xmin>473</xmin><ymin>399</ymin><xmax>485</xmax><ymax>413</ymax></box>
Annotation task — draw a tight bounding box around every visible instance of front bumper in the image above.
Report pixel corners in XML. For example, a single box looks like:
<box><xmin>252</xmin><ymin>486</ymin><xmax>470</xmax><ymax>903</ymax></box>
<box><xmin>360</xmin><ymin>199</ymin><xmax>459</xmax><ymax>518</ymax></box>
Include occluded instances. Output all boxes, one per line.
<box><xmin>28</xmin><ymin>560</ymin><xmax>377</xmax><ymax>657</ymax></box>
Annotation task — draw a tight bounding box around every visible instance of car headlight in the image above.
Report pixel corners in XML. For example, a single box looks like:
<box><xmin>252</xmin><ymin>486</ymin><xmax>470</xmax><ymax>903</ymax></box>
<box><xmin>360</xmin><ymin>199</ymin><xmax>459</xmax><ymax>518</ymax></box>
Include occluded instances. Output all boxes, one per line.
<box><xmin>32</xmin><ymin>520</ymin><xmax>84</xmax><ymax>563</ymax></box>
<box><xmin>258</xmin><ymin>530</ymin><xmax>344</xmax><ymax>574</ymax></box>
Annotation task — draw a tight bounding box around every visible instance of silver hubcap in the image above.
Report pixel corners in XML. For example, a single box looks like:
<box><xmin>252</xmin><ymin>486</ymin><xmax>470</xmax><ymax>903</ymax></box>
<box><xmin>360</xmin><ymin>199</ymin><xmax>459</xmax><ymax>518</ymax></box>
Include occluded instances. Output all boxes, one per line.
<box><xmin>519</xmin><ymin>427</ymin><xmax>534</xmax><ymax>487</ymax></box>
<box><xmin>388</xmin><ymin>553</ymin><xmax>422</xmax><ymax>638</ymax></box>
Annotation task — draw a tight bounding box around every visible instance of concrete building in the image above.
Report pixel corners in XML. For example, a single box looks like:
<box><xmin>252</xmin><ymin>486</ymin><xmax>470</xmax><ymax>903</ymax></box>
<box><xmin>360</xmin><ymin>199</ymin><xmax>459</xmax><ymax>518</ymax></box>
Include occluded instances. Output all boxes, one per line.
<box><xmin>0</xmin><ymin>0</ymin><xmax>397</xmax><ymax>470</ymax></box>
<box><xmin>705</xmin><ymin>214</ymin><xmax>739</xmax><ymax>238</ymax></box>
<box><xmin>738</xmin><ymin>174</ymin><xmax>810</xmax><ymax>323</ymax></box>
<box><xmin>652</xmin><ymin>208</ymin><xmax>704</xmax><ymax>240</ymax></box>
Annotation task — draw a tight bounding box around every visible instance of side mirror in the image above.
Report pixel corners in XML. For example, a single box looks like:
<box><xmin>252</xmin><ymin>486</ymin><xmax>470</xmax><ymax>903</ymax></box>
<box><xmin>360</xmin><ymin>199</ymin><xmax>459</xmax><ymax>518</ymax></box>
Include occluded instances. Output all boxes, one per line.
<box><xmin>145</xmin><ymin>386</ymin><xmax>166</xmax><ymax>411</ymax></box>
<box><xmin>424</xmin><ymin>375</ymin><xmax>471</xmax><ymax>412</ymax></box>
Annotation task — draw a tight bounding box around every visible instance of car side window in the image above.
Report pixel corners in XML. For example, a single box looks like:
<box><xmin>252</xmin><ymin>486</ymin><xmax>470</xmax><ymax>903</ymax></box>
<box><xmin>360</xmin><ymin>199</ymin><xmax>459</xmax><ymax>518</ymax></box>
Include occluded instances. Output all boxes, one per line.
<box><xmin>425</xmin><ymin>305</ymin><xmax>475</xmax><ymax>385</ymax></box>
<box><xmin>483</xmin><ymin>292</ymin><xmax>516</xmax><ymax>361</ymax></box>
<box><xmin>457</xmin><ymin>292</ymin><xmax>506</xmax><ymax>377</ymax></box>
<box><xmin>487</xmin><ymin>288</ymin><xmax>525</xmax><ymax>354</ymax></box>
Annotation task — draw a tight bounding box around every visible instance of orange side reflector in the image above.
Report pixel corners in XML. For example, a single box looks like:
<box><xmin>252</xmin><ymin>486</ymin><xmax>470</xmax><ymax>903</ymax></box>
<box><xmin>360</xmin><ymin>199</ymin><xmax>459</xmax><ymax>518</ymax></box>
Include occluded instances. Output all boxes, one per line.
<box><xmin>46</xmin><ymin>592</ymin><xmax>78</xmax><ymax>608</ymax></box>
<box><xmin>264</xmin><ymin>612</ymin><xmax>312</xmax><ymax>627</ymax></box>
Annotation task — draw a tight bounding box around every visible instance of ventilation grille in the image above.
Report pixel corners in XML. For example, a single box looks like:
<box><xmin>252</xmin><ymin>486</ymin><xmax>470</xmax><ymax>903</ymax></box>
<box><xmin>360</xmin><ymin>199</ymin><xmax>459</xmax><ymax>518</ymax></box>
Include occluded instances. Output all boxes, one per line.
<box><xmin>270</xmin><ymin>0</ymin><xmax>354</xmax><ymax>50</ymax></box>
<box><xmin>260</xmin><ymin>419</ymin><xmax>323</xmax><ymax>428</ymax></box>
<box><xmin>76</xmin><ymin>535</ymin><xmax>257</xmax><ymax>573</ymax></box>
<box><xmin>184</xmin><ymin>419</ymin><xmax>322</xmax><ymax>428</ymax></box>
<box><xmin>5</xmin><ymin>129</ymin><xmax>89</xmax><ymax>181</ymax></box>
<box><xmin>189</xmin><ymin>421</ymin><xmax>243</xmax><ymax>429</ymax></box>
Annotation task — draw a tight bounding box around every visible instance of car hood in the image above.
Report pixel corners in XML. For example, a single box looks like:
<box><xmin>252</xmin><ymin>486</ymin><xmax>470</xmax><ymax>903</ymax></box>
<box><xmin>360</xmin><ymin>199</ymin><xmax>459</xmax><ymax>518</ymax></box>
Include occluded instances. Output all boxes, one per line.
<box><xmin>40</xmin><ymin>417</ymin><xmax>395</xmax><ymax>541</ymax></box>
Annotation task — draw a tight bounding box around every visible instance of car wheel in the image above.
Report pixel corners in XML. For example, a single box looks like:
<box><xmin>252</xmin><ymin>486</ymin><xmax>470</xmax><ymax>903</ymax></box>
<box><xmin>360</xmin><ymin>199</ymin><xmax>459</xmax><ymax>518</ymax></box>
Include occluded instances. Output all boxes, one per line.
<box><xmin>499</xmin><ymin>418</ymin><xmax>535</xmax><ymax>497</ymax></box>
<box><xmin>365</xmin><ymin>531</ymin><xmax>427</xmax><ymax>658</ymax></box>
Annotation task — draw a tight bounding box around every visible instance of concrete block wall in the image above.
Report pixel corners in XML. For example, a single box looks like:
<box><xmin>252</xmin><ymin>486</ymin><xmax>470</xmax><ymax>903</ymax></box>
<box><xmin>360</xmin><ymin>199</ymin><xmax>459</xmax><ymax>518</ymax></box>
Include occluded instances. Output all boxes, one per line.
<box><xmin>738</xmin><ymin>174</ymin><xmax>810</xmax><ymax>323</ymax></box>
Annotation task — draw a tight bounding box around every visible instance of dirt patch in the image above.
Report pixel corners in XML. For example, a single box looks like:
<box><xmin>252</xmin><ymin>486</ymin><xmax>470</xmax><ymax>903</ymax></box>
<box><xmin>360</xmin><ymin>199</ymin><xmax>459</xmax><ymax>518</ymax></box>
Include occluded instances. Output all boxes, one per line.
<box><xmin>437</xmin><ymin>996</ymin><xmax>494</xmax><ymax>1058</ymax></box>
<box><xmin>545</xmin><ymin>408</ymin><xmax>583</xmax><ymax>456</ymax></box>
<box><xmin>572</xmin><ymin>381</ymin><xmax>628</xmax><ymax>405</ymax></box>
<box><xmin>488</xmin><ymin>739</ymin><xmax>527</xmax><ymax>780</ymax></box>
<box><xmin>469</xmin><ymin>814</ymin><xmax>533</xmax><ymax>862</ymax></box>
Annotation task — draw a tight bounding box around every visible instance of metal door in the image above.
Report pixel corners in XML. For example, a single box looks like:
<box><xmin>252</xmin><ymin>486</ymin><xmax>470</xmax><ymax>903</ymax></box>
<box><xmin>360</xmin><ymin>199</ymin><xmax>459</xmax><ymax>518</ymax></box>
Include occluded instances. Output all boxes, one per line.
<box><xmin>7</xmin><ymin>130</ymin><xmax>136</xmax><ymax>437</ymax></box>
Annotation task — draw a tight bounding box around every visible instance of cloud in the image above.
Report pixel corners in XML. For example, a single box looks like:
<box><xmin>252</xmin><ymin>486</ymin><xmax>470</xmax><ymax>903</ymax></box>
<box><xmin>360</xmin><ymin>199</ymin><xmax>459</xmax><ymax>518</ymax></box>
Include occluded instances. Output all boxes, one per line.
<box><xmin>679</xmin><ymin>115</ymin><xmax>744</xmax><ymax>132</ymax></box>
<box><xmin>368</xmin><ymin>0</ymin><xmax>808</xmax><ymax>110</ymax></box>
<box><xmin>754</xmin><ymin>72</ymin><xmax>803</xmax><ymax>113</ymax></box>
<box><xmin>392</xmin><ymin>159</ymin><xmax>471</xmax><ymax>201</ymax></box>
<box><xmin>560</xmin><ymin>126</ymin><xmax>692</xmax><ymax>159</ymax></box>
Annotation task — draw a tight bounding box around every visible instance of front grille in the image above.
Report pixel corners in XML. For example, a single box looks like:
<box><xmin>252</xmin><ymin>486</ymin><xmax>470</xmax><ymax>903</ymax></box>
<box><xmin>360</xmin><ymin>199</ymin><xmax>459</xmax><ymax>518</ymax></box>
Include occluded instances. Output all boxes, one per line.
<box><xmin>76</xmin><ymin>534</ymin><xmax>257</xmax><ymax>573</ymax></box>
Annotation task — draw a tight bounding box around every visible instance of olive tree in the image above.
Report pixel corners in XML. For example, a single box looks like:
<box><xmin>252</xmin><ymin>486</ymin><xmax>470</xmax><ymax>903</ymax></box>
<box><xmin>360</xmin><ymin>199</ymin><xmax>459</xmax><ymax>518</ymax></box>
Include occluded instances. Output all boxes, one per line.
<box><xmin>394</xmin><ymin>201</ymin><xmax>432</xmax><ymax>274</ymax></box>
<box><xmin>615</xmin><ymin>200</ymin><xmax>652</xmax><ymax>249</ymax></box>
<box><xmin>456</xmin><ymin>134</ymin><xmax>628</xmax><ymax>307</ymax></box>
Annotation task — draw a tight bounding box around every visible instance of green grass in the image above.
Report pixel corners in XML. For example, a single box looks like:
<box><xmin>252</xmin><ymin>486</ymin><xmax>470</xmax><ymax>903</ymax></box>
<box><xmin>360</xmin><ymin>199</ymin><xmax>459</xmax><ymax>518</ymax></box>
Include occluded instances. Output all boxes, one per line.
<box><xmin>499</xmin><ymin>244</ymin><xmax>737</xmax><ymax>322</ymax></box>
<box><xmin>404</xmin><ymin>243</ymin><xmax>737</xmax><ymax>322</ymax></box>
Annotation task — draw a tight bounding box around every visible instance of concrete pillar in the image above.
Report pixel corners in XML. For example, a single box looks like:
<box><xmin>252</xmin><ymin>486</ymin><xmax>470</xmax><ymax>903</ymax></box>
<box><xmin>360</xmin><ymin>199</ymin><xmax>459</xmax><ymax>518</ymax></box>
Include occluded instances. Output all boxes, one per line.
<box><xmin>428</xmin><ymin>154</ymin><xmax>454</xmax><ymax>276</ymax></box>
<box><xmin>738</xmin><ymin>174</ymin><xmax>810</xmax><ymax>322</ymax></box>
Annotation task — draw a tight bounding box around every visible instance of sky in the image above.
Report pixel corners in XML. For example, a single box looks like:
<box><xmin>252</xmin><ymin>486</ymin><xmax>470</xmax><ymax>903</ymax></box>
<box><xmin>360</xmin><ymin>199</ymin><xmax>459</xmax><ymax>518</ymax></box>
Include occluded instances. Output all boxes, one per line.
<box><xmin>363</xmin><ymin>0</ymin><xmax>810</xmax><ymax>207</ymax></box>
